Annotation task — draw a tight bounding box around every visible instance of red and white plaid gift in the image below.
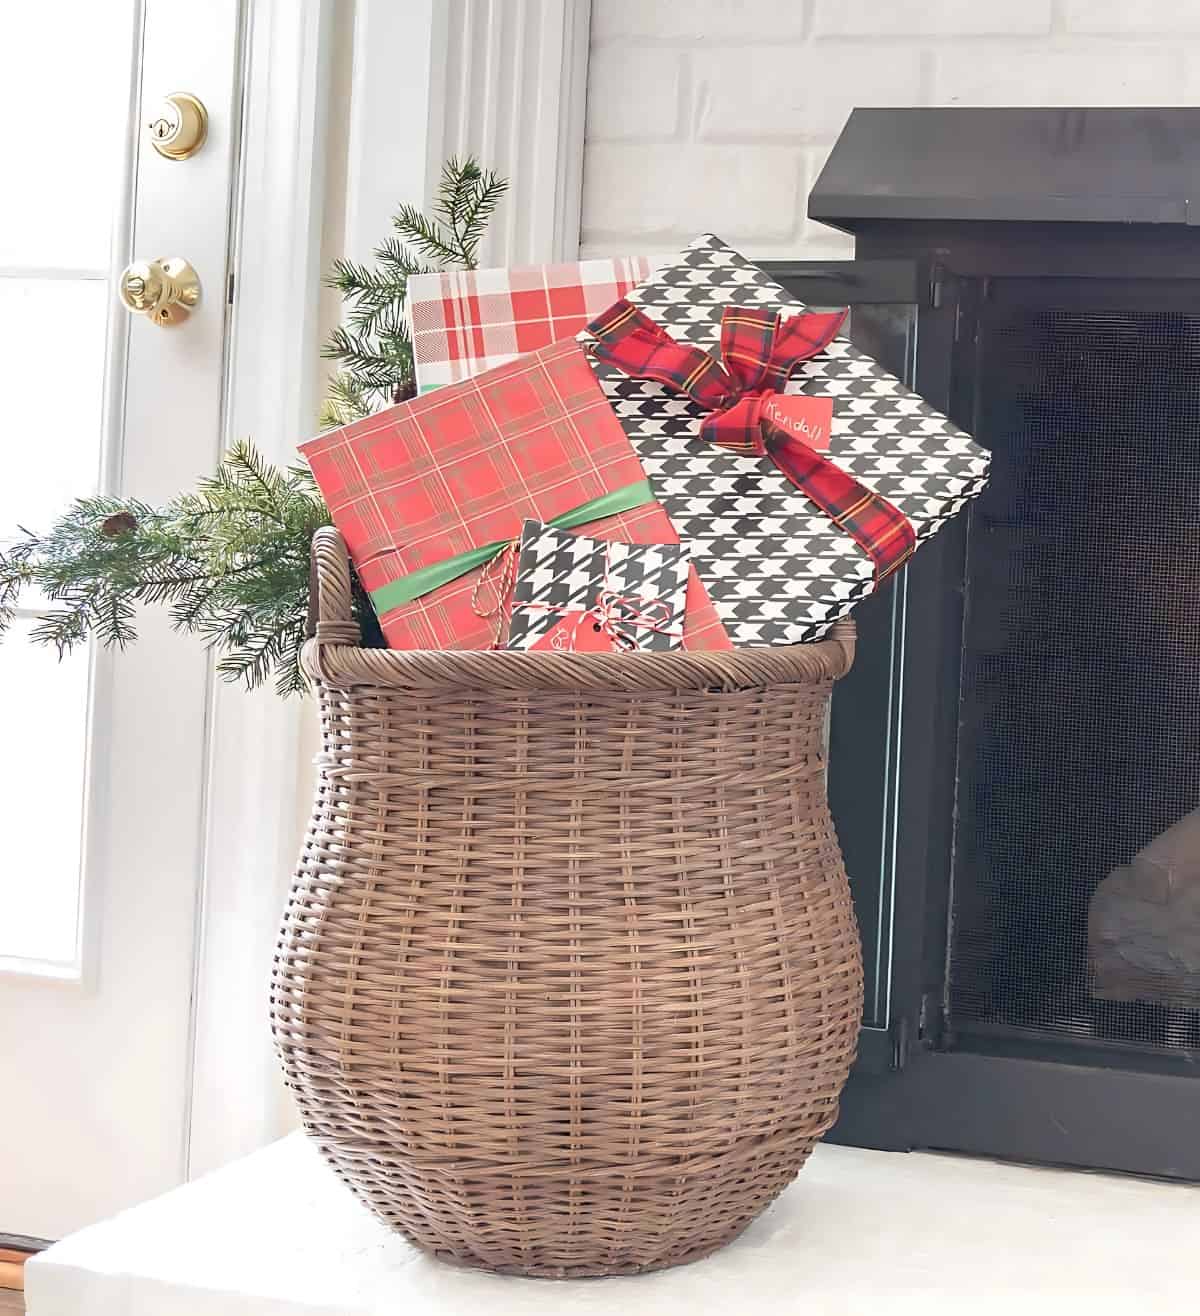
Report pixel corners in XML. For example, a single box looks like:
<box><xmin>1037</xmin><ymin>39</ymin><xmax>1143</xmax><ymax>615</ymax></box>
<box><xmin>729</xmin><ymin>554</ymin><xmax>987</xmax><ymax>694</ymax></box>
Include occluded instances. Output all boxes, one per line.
<box><xmin>301</xmin><ymin>338</ymin><xmax>729</xmax><ymax>652</ymax></box>
<box><xmin>408</xmin><ymin>256</ymin><xmax>654</xmax><ymax>394</ymax></box>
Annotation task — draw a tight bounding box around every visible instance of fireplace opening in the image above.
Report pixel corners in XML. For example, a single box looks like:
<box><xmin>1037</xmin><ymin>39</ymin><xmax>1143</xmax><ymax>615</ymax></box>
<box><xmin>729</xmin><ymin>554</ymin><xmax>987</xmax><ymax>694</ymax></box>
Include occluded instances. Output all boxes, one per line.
<box><xmin>948</xmin><ymin>297</ymin><xmax>1200</xmax><ymax>1060</ymax></box>
<box><xmin>803</xmin><ymin>106</ymin><xmax>1200</xmax><ymax>1177</ymax></box>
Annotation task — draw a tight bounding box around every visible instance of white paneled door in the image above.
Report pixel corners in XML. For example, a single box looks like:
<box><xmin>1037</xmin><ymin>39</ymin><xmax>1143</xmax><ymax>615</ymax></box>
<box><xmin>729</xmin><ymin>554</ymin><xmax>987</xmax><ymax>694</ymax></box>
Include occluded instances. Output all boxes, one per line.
<box><xmin>0</xmin><ymin>0</ymin><xmax>243</xmax><ymax>1238</ymax></box>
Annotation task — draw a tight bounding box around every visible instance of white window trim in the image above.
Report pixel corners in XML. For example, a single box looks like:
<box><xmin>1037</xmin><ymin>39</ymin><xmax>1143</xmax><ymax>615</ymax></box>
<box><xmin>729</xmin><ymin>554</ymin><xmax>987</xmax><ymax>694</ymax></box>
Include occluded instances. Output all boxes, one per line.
<box><xmin>346</xmin><ymin>0</ymin><xmax>592</xmax><ymax>265</ymax></box>
<box><xmin>185</xmin><ymin>0</ymin><xmax>594</xmax><ymax>1178</ymax></box>
<box><xmin>436</xmin><ymin>0</ymin><xmax>593</xmax><ymax>264</ymax></box>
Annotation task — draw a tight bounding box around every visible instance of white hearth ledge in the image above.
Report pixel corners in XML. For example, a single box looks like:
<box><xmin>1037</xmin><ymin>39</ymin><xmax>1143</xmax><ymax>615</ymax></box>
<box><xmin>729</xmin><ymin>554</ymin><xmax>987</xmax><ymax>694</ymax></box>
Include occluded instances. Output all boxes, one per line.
<box><xmin>26</xmin><ymin>1133</ymin><xmax>1198</xmax><ymax>1315</ymax></box>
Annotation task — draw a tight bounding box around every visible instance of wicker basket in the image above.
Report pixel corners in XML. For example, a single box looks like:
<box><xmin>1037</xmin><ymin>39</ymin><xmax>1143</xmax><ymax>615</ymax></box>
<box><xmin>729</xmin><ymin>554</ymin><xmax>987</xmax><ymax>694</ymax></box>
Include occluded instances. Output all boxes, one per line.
<box><xmin>271</xmin><ymin>527</ymin><xmax>863</xmax><ymax>1278</ymax></box>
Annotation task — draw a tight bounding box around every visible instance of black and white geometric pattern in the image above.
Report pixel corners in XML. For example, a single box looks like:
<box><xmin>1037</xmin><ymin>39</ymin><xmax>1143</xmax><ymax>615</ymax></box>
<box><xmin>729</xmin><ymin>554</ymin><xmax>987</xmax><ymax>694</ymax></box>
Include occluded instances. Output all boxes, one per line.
<box><xmin>580</xmin><ymin>234</ymin><xmax>991</xmax><ymax>647</ymax></box>
<box><xmin>506</xmin><ymin>519</ymin><xmax>690</xmax><ymax>651</ymax></box>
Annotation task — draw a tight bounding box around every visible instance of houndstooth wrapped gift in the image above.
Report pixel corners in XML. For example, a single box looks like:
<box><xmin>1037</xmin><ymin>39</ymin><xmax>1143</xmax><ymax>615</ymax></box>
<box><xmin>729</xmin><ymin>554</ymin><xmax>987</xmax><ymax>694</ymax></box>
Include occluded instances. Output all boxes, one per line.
<box><xmin>580</xmin><ymin>234</ymin><xmax>991</xmax><ymax>647</ymax></box>
<box><xmin>408</xmin><ymin>256</ymin><xmax>654</xmax><ymax>394</ymax></box>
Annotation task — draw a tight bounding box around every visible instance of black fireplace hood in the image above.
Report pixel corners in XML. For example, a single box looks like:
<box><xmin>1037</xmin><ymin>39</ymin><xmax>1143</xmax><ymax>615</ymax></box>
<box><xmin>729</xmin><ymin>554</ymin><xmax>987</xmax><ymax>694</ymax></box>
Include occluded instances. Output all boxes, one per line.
<box><xmin>809</xmin><ymin>107</ymin><xmax>1200</xmax><ymax>233</ymax></box>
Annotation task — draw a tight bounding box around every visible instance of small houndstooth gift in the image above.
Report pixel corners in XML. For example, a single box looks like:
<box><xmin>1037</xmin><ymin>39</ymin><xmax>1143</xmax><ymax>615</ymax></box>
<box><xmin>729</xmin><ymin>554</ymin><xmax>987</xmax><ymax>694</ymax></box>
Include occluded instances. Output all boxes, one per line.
<box><xmin>506</xmin><ymin>519</ymin><xmax>690</xmax><ymax>652</ymax></box>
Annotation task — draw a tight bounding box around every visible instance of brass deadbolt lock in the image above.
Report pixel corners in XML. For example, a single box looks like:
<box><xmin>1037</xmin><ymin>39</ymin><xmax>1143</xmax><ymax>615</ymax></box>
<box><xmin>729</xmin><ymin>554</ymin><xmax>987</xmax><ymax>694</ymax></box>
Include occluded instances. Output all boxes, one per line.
<box><xmin>148</xmin><ymin>92</ymin><xmax>208</xmax><ymax>160</ymax></box>
<box><xmin>119</xmin><ymin>258</ymin><xmax>201</xmax><ymax>327</ymax></box>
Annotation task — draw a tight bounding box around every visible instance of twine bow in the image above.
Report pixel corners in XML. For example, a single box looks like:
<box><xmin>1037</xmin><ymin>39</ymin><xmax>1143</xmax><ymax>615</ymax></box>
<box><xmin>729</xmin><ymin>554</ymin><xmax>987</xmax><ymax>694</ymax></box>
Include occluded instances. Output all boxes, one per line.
<box><xmin>587</xmin><ymin>299</ymin><xmax>916</xmax><ymax>583</ymax></box>
<box><xmin>589</xmin><ymin>589</ymin><xmax>678</xmax><ymax>649</ymax></box>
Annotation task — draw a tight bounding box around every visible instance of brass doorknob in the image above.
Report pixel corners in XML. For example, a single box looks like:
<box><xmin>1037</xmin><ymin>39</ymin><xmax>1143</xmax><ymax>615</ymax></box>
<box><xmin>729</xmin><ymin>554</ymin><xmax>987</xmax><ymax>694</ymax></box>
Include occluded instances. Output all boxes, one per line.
<box><xmin>118</xmin><ymin>258</ymin><xmax>201</xmax><ymax>327</ymax></box>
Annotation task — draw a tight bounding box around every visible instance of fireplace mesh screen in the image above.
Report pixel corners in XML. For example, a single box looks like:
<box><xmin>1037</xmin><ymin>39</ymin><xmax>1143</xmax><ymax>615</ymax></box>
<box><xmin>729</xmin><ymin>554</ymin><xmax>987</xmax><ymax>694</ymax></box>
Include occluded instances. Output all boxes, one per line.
<box><xmin>948</xmin><ymin>306</ymin><xmax>1200</xmax><ymax>1052</ymax></box>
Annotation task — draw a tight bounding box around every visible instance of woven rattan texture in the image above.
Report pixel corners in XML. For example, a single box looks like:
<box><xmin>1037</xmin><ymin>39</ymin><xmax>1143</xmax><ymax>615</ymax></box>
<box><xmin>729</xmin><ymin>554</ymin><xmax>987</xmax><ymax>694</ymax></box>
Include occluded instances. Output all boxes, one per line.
<box><xmin>272</xmin><ymin>528</ymin><xmax>864</xmax><ymax>1278</ymax></box>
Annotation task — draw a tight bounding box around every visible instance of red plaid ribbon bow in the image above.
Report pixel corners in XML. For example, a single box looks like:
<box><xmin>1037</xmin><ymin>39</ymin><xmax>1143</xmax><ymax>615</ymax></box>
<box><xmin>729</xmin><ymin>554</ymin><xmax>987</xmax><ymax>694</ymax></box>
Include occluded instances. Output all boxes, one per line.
<box><xmin>587</xmin><ymin>299</ymin><xmax>916</xmax><ymax>583</ymax></box>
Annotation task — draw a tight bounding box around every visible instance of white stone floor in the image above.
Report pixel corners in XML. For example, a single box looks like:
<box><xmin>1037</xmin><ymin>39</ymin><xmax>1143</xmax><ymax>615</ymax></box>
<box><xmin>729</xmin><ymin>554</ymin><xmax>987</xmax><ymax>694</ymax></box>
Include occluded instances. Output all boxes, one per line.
<box><xmin>26</xmin><ymin>1132</ymin><xmax>1200</xmax><ymax>1316</ymax></box>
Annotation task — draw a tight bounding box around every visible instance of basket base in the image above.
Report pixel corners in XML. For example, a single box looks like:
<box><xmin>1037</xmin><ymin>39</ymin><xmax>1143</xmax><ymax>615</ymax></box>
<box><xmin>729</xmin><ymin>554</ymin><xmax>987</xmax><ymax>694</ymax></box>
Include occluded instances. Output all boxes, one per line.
<box><xmin>351</xmin><ymin>1156</ymin><xmax>808</xmax><ymax>1280</ymax></box>
<box><xmin>418</xmin><ymin>1215</ymin><xmax>763</xmax><ymax>1279</ymax></box>
<box><xmin>416</xmin><ymin>1210</ymin><xmax>767</xmax><ymax>1280</ymax></box>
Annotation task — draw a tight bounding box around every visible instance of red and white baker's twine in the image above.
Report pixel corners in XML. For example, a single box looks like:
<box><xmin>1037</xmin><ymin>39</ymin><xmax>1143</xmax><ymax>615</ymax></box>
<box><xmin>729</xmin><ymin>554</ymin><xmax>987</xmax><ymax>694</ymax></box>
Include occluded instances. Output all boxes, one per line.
<box><xmin>587</xmin><ymin>589</ymin><xmax>679</xmax><ymax>649</ymax></box>
<box><xmin>470</xmin><ymin>540</ymin><xmax>521</xmax><ymax>646</ymax></box>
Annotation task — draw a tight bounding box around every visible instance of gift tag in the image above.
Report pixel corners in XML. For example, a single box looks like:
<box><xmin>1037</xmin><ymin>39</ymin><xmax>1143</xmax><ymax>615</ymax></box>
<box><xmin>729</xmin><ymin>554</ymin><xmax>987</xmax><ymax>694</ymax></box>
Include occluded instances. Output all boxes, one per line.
<box><xmin>529</xmin><ymin>609</ymin><xmax>618</xmax><ymax>652</ymax></box>
<box><xmin>761</xmin><ymin>395</ymin><xmax>833</xmax><ymax>451</ymax></box>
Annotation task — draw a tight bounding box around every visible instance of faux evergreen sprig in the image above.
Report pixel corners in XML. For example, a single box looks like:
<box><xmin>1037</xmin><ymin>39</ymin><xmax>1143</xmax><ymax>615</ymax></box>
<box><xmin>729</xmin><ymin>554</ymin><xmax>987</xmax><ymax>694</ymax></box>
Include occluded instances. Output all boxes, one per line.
<box><xmin>394</xmin><ymin>156</ymin><xmax>508</xmax><ymax>268</ymax></box>
<box><xmin>0</xmin><ymin>442</ymin><xmax>382</xmax><ymax>696</ymax></box>
<box><xmin>320</xmin><ymin>156</ymin><xmax>508</xmax><ymax>426</ymax></box>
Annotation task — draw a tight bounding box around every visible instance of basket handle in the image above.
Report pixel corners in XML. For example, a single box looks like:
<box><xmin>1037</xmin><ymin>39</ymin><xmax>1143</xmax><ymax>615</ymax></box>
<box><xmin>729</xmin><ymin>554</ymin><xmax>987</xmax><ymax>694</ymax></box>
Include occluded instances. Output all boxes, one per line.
<box><xmin>827</xmin><ymin>617</ymin><xmax>856</xmax><ymax>675</ymax></box>
<box><xmin>307</xmin><ymin>526</ymin><xmax>361</xmax><ymax>644</ymax></box>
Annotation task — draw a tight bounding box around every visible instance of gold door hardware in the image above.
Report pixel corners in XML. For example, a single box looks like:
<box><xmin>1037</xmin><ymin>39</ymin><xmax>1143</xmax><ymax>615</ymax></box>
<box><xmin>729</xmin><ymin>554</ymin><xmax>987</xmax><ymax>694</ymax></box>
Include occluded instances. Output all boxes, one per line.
<box><xmin>118</xmin><ymin>258</ymin><xmax>201</xmax><ymax>326</ymax></box>
<box><xmin>148</xmin><ymin>92</ymin><xmax>208</xmax><ymax>160</ymax></box>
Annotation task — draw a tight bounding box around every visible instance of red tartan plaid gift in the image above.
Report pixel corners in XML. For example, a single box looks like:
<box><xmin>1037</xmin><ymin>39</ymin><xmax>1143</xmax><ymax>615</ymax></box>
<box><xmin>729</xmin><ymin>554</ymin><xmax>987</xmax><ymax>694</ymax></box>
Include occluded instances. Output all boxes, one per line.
<box><xmin>300</xmin><ymin>338</ymin><xmax>729</xmax><ymax>651</ymax></box>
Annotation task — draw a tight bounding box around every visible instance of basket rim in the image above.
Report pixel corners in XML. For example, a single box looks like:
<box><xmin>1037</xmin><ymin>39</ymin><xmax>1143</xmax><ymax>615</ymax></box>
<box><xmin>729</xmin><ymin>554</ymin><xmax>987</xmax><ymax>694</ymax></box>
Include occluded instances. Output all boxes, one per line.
<box><xmin>305</xmin><ymin>527</ymin><xmax>855</xmax><ymax>693</ymax></box>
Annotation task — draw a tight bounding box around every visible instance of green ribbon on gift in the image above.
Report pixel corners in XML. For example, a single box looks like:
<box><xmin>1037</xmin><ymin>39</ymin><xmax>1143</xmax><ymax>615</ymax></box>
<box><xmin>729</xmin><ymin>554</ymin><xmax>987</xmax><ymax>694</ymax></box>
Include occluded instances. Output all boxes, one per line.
<box><xmin>368</xmin><ymin>478</ymin><xmax>656</xmax><ymax>614</ymax></box>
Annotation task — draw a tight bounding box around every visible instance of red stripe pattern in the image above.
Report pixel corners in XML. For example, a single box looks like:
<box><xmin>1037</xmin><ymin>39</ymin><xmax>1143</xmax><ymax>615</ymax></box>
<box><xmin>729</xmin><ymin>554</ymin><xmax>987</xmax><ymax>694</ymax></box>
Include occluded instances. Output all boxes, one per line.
<box><xmin>588</xmin><ymin>300</ymin><xmax>917</xmax><ymax>583</ymax></box>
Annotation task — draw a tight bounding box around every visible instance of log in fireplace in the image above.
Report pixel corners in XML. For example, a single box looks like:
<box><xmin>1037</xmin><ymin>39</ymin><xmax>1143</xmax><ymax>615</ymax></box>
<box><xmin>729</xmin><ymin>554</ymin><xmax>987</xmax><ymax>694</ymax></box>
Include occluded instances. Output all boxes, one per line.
<box><xmin>763</xmin><ymin>107</ymin><xmax>1200</xmax><ymax>1180</ymax></box>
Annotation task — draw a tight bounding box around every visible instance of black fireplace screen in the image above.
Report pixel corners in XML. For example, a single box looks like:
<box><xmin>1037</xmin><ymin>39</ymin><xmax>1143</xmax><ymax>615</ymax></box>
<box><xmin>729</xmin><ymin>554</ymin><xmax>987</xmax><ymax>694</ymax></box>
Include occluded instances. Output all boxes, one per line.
<box><xmin>948</xmin><ymin>303</ymin><xmax>1200</xmax><ymax>1055</ymax></box>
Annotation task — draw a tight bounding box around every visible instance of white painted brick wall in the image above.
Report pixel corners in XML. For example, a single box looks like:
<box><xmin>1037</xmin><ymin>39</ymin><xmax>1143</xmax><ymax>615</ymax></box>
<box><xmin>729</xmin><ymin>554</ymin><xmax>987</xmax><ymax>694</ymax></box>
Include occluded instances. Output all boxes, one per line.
<box><xmin>812</xmin><ymin>0</ymin><xmax>1053</xmax><ymax>39</ymax></box>
<box><xmin>580</xmin><ymin>0</ymin><xmax>1200</xmax><ymax>261</ymax></box>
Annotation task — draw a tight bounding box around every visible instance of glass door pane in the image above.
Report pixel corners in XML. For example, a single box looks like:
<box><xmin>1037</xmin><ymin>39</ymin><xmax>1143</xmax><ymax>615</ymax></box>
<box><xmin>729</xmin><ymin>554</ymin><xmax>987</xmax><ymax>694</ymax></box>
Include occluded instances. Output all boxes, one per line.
<box><xmin>950</xmin><ymin>289</ymin><xmax>1200</xmax><ymax>1064</ymax></box>
<box><xmin>0</xmin><ymin>5</ymin><xmax>134</xmax><ymax>267</ymax></box>
<box><xmin>0</xmin><ymin>1</ymin><xmax>137</xmax><ymax>967</ymax></box>
<box><xmin>0</xmin><ymin>622</ymin><xmax>90</xmax><ymax>963</ymax></box>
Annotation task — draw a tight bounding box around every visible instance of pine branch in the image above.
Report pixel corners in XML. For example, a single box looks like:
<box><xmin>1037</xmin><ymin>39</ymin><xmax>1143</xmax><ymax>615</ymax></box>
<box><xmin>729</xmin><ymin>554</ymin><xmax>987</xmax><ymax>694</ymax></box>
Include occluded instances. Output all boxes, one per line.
<box><xmin>0</xmin><ymin>445</ymin><xmax>341</xmax><ymax>695</ymax></box>
<box><xmin>0</xmin><ymin>533</ymin><xmax>39</xmax><ymax>629</ymax></box>
<box><xmin>434</xmin><ymin>156</ymin><xmax>481</xmax><ymax>244</ymax></box>
<box><xmin>451</xmin><ymin>162</ymin><xmax>508</xmax><ymax>269</ymax></box>
<box><xmin>321</xmin><ymin>326</ymin><xmax>413</xmax><ymax>395</ymax></box>
<box><xmin>390</xmin><ymin>202</ymin><xmax>465</xmax><ymax>267</ymax></box>
<box><xmin>373</xmin><ymin>237</ymin><xmax>434</xmax><ymax>280</ymax></box>
<box><xmin>318</xmin><ymin>373</ymin><xmax>375</xmax><ymax>430</ymax></box>
<box><xmin>215</xmin><ymin>616</ymin><xmax>307</xmax><ymax>697</ymax></box>
<box><xmin>328</xmin><ymin>252</ymin><xmax>429</xmax><ymax>337</ymax></box>
<box><xmin>319</xmin><ymin>155</ymin><xmax>506</xmax><ymax>421</ymax></box>
<box><xmin>326</xmin><ymin>257</ymin><xmax>378</xmax><ymax>295</ymax></box>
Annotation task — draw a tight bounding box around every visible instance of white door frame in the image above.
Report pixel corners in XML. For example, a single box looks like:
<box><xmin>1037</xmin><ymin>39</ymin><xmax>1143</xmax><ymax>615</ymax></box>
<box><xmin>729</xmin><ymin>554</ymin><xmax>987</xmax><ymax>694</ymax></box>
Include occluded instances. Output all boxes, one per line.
<box><xmin>186</xmin><ymin>0</ymin><xmax>595</xmax><ymax>1177</ymax></box>
<box><xmin>184</xmin><ymin>0</ymin><xmax>335</xmax><ymax>1177</ymax></box>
